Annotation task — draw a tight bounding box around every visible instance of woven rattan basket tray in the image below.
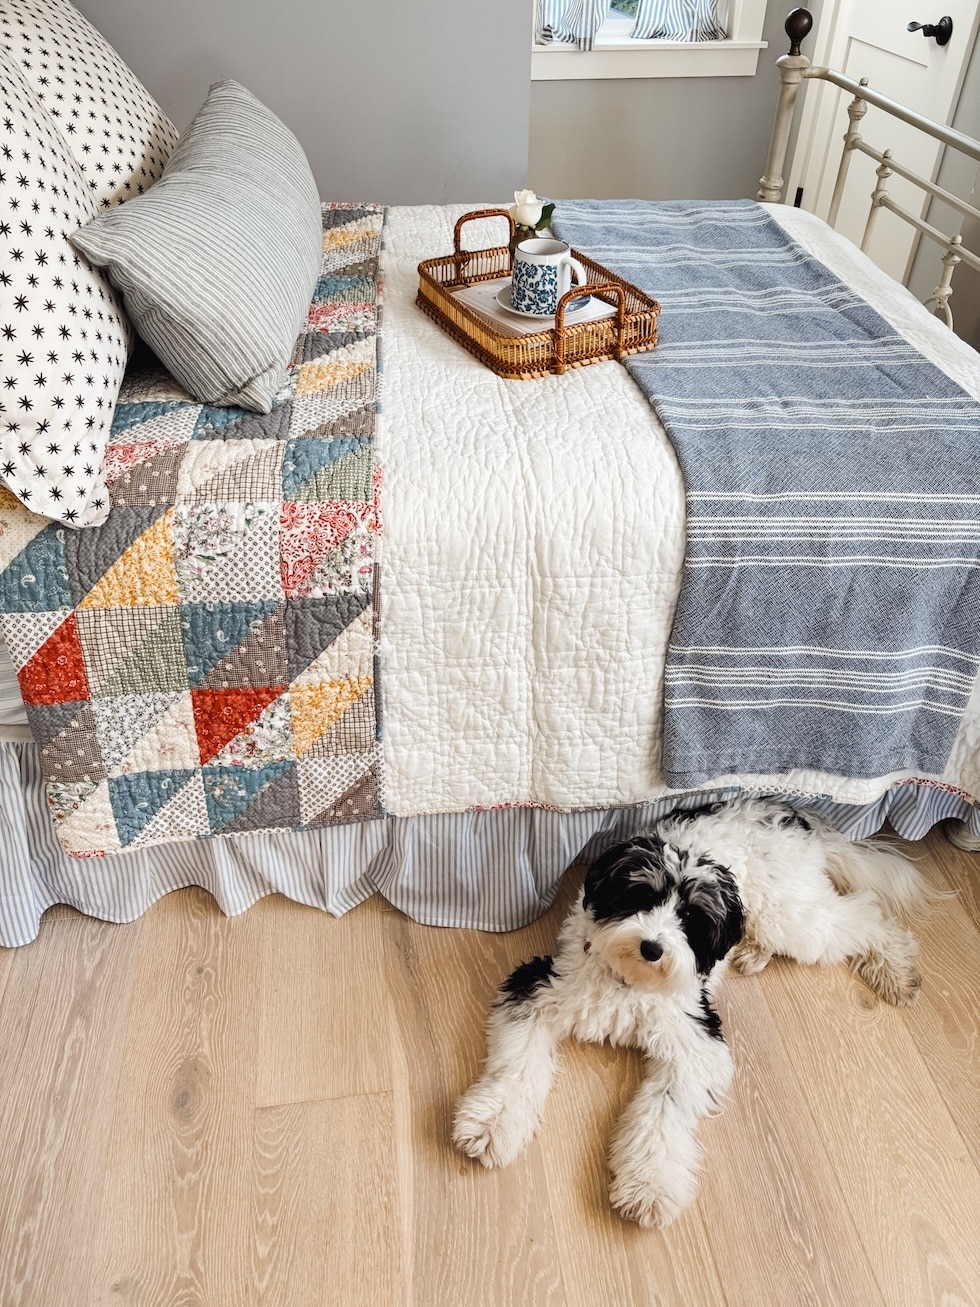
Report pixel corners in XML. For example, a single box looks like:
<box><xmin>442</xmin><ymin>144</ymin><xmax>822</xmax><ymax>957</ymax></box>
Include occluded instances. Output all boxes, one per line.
<box><xmin>417</xmin><ymin>209</ymin><xmax>659</xmax><ymax>380</ymax></box>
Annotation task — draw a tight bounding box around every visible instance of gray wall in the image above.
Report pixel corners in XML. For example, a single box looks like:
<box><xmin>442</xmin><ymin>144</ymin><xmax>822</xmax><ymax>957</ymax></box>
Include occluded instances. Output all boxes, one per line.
<box><xmin>529</xmin><ymin>2</ymin><xmax>803</xmax><ymax>202</ymax></box>
<box><xmin>77</xmin><ymin>0</ymin><xmax>532</xmax><ymax>205</ymax></box>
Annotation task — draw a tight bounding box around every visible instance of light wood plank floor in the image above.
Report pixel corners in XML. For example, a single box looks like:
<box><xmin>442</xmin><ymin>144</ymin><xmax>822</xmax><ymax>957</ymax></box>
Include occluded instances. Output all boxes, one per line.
<box><xmin>0</xmin><ymin>825</ymin><xmax>977</xmax><ymax>1307</ymax></box>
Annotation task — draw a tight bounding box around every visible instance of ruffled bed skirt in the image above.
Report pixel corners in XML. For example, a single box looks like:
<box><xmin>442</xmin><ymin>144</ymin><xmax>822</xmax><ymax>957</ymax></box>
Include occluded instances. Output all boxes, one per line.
<box><xmin>1</xmin><ymin>736</ymin><xmax>978</xmax><ymax>947</ymax></box>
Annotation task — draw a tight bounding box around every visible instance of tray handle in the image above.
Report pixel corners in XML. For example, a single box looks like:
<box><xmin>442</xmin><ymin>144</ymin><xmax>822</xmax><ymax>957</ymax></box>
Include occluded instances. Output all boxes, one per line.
<box><xmin>554</xmin><ymin>282</ymin><xmax>628</xmax><ymax>374</ymax></box>
<box><xmin>452</xmin><ymin>208</ymin><xmax>516</xmax><ymax>280</ymax></box>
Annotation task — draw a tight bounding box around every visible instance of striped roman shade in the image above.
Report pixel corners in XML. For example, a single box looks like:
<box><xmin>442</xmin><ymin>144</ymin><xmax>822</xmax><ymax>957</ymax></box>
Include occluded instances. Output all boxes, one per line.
<box><xmin>71</xmin><ymin>80</ymin><xmax>323</xmax><ymax>414</ymax></box>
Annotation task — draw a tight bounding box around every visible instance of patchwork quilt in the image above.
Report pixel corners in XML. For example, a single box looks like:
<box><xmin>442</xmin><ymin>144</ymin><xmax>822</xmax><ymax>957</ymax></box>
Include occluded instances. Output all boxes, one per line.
<box><xmin>0</xmin><ymin>203</ymin><xmax>386</xmax><ymax>856</ymax></box>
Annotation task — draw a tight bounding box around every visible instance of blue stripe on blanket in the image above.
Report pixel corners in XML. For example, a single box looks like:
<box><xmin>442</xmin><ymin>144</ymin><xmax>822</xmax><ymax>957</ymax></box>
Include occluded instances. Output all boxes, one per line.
<box><xmin>552</xmin><ymin>199</ymin><xmax>980</xmax><ymax>785</ymax></box>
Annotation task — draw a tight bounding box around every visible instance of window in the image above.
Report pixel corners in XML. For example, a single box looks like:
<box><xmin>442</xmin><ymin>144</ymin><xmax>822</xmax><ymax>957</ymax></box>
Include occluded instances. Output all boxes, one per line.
<box><xmin>531</xmin><ymin>0</ymin><xmax>768</xmax><ymax>81</ymax></box>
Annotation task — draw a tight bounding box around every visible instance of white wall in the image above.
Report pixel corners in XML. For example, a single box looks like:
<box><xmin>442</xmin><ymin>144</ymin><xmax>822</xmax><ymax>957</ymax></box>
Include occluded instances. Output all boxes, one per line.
<box><xmin>77</xmin><ymin>0</ymin><xmax>532</xmax><ymax>205</ymax></box>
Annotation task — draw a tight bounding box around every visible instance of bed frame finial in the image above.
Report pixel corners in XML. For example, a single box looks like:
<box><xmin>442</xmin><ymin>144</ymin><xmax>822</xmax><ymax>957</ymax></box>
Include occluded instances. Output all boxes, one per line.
<box><xmin>758</xmin><ymin>10</ymin><xmax>814</xmax><ymax>203</ymax></box>
<box><xmin>785</xmin><ymin>8</ymin><xmax>813</xmax><ymax>57</ymax></box>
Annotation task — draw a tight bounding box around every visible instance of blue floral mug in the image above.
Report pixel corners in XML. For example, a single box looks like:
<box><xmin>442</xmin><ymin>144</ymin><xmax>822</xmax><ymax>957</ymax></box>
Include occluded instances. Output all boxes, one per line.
<box><xmin>511</xmin><ymin>238</ymin><xmax>588</xmax><ymax>316</ymax></box>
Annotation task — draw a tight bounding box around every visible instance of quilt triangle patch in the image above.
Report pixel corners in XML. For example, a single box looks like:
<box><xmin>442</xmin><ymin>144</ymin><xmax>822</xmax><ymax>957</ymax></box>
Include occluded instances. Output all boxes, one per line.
<box><xmin>96</xmin><ymin>609</ymin><xmax>189</xmax><ymax>697</ymax></box>
<box><xmin>279</xmin><ymin>502</ymin><xmax>374</xmax><ymax>597</ymax></box>
<box><xmin>35</xmin><ymin>701</ymin><xmax>106</xmax><ymax>785</ymax></box>
<box><xmin>111</xmin><ymin>399</ymin><xmax>196</xmax><ymax>438</ymax></box>
<box><xmin>192</xmin><ymin>404</ymin><xmax>252</xmax><ymax>438</ymax></box>
<box><xmin>198</xmin><ymin>608</ymin><xmax>287</xmax><ymax>691</ymax></box>
<box><xmin>108</xmin><ymin>446</ymin><xmax>186</xmax><ymax>509</ymax></box>
<box><xmin>51</xmin><ymin>778</ymin><xmax>122</xmax><ymax>854</ymax></box>
<box><xmin>281</xmin><ymin>437</ymin><xmax>361</xmax><ymax>498</ymax></box>
<box><xmin>302</xmin><ymin>690</ymin><xmax>376</xmax><ymax>757</ymax></box>
<box><xmin>78</xmin><ymin>510</ymin><xmax>179</xmax><ymax>609</ymax></box>
<box><xmin>301</xmin><ymin>404</ymin><xmax>376</xmax><ymax>440</ymax></box>
<box><xmin>178</xmin><ymin>441</ymin><xmax>284</xmax><ymax>503</ymax></box>
<box><xmin>210</xmin><ymin>693</ymin><xmax>293</xmax><ymax>768</ymax></box>
<box><xmin>183</xmin><ymin>601</ymin><xmax>283</xmax><ymax>687</ymax></box>
<box><xmin>108</xmin><ymin>769</ymin><xmax>198</xmax><ymax>847</ymax></box>
<box><xmin>297</xmin><ymin>752</ymin><xmax>380</xmax><ymax>826</ymax></box>
<box><xmin>200</xmin><ymin>403</ymin><xmax>294</xmax><ymax>444</ymax></box>
<box><xmin>0</xmin><ymin>487</ymin><xmax>55</xmax><ymax>573</ymax></box>
<box><xmin>0</xmin><ymin>608</ymin><xmax>73</xmax><ymax>670</ymax></box>
<box><xmin>103</xmin><ymin>436</ymin><xmax>188</xmax><ymax>486</ymax></box>
<box><xmin>290</xmin><ymin>676</ymin><xmax>373</xmax><ymax>756</ymax></box>
<box><xmin>64</xmin><ymin>505</ymin><xmax>171</xmax><ymax>604</ymax></box>
<box><xmin>293</xmin><ymin>445</ymin><xmax>374</xmax><ymax>504</ymax></box>
<box><xmin>295</xmin><ymin>340</ymin><xmax>374</xmax><ymax>400</ymax></box>
<box><xmin>129</xmin><ymin>771</ymin><xmax>212</xmax><ymax>848</ymax></box>
<box><xmin>25</xmin><ymin>699</ymin><xmax>93</xmax><ymax>752</ymax></box>
<box><xmin>291</xmin><ymin>606</ymin><xmax>373</xmax><ymax>686</ymax></box>
<box><xmin>202</xmin><ymin>761</ymin><xmax>293</xmax><ymax>832</ymax></box>
<box><xmin>19</xmin><ymin>614</ymin><xmax>89</xmax><ymax>706</ymax></box>
<box><xmin>219</xmin><ymin>763</ymin><xmax>301</xmax><ymax>836</ymax></box>
<box><xmin>93</xmin><ymin>692</ymin><xmax>183</xmax><ymax>774</ymax></box>
<box><xmin>0</xmin><ymin>527</ymin><xmax>72</xmax><ymax>614</ymax></box>
<box><xmin>191</xmin><ymin>685</ymin><xmax>286</xmax><ymax>763</ymax></box>
<box><xmin>283</xmin><ymin>593</ymin><xmax>371</xmax><ymax>680</ymax></box>
<box><xmin>119</xmin><ymin>692</ymin><xmax>200</xmax><ymax>776</ymax></box>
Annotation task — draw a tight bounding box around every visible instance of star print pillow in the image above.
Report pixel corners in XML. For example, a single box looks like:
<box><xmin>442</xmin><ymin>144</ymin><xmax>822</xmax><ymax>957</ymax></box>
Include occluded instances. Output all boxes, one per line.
<box><xmin>0</xmin><ymin>54</ymin><xmax>131</xmax><ymax>526</ymax></box>
<box><xmin>0</xmin><ymin>0</ymin><xmax>178</xmax><ymax>212</ymax></box>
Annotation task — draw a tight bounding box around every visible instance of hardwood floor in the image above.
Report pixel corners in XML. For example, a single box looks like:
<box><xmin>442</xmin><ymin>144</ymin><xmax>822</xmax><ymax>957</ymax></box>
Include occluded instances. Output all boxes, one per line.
<box><xmin>0</xmin><ymin>826</ymin><xmax>977</xmax><ymax>1306</ymax></box>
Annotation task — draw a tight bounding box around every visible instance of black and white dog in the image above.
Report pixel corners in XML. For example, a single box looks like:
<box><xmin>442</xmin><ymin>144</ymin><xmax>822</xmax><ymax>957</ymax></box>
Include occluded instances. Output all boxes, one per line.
<box><xmin>453</xmin><ymin>796</ymin><xmax>929</xmax><ymax>1229</ymax></box>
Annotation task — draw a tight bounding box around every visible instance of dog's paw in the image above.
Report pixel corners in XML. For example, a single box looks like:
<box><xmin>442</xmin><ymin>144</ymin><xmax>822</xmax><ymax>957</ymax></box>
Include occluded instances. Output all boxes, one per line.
<box><xmin>854</xmin><ymin>932</ymin><xmax>922</xmax><ymax>1006</ymax></box>
<box><xmin>854</xmin><ymin>951</ymin><xmax>922</xmax><ymax>1006</ymax></box>
<box><xmin>452</xmin><ymin>1086</ymin><xmax>535</xmax><ymax>1169</ymax></box>
<box><xmin>608</xmin><ymin>1169</ymin><xmax>694</xmax><ymax>1229</ymax></box>
<box><xmin>729</xmin><ymin>937</ymin><xmax>773</xmax><ymax>976</ymax></box>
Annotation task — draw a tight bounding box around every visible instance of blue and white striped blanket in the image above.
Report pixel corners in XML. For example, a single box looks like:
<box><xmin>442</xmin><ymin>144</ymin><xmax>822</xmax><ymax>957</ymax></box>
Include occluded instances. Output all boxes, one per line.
<box><xmin>552</xmin><ymin>199</ymin><xmax>980</xmax><ymax>787</ymax></box>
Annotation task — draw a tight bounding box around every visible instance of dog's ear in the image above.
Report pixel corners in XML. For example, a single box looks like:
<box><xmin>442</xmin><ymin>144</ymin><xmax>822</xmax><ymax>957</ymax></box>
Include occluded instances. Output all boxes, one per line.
<box><xmin>583</xmin><ymin>834</ymin><xmax>671</xmax><ymax>921</ymax></box>
<box><xmin>676</xmin><ymin>860</ymin><xmax>744</xmax><ymax>974</ymax></box>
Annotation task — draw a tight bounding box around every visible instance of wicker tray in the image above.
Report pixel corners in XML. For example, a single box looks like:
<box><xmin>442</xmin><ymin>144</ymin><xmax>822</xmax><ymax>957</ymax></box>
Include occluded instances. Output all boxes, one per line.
<box><xmin>416</xmin><ymin>208</ymin><xmax>660</xmax><ymax>380</ymax></box>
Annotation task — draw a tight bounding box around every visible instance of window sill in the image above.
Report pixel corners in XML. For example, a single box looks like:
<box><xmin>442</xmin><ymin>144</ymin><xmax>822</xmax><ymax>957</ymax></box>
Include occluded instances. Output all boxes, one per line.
<box><xmin>531</xmin><ymin>39</ymin><xmax>767</xmax><ymax>81</ymax></box>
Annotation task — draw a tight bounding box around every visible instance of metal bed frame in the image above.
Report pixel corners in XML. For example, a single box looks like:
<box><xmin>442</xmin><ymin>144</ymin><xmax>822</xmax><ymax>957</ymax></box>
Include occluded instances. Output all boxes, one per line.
<box><xmin>758</xmin><ymin>6</ymin><xmax>980</xmax><ymax>328</ymax></box>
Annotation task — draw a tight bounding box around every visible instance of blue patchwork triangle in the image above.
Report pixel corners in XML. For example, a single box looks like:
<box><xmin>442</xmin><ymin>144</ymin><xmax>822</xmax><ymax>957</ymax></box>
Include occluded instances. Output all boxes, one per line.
<box><xmin>202</xmin><ymin>761</ymin><xmax>293</xmax><ymax>831</ymax></box>
<box><xmin>192</xmin><ymin>404</ymin><xmax>253</xmax><ymax>439</ymax></box>
<box><xmin>181</xmin><ymin>600</ymin><xmax>283</xmax><ymax>686</ymax></box>
<box><xmin>0</xmin><ymin>527</ymin><xmax>71</xmax><ymax>613</ymax></box>
<box><xmin>281</xmin><ymin>437</ymin><xmax>362</xmax><ymax>498</ymax></box>
<box><xmin>111</xmin><ymin>399</ymin><xmax>197</xmax><ymax>437</ymax></box>
<box><xmin>108</xmin><ymin>768</ymin><xmax>198</xmax><ymax>846</ymax></box>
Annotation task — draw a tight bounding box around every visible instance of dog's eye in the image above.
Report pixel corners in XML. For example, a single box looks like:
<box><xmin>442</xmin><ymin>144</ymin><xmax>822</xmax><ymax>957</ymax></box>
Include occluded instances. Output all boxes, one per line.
<box><xmin>583</xmin><ymin>940</ymin><xmax>591</xmax><ymax>954</ymax></box>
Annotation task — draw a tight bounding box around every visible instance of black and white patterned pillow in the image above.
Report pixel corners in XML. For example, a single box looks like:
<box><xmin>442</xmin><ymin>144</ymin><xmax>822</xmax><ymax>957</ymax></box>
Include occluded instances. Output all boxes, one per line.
<box><xmin>0</xmin><ymin>54</ymin><xmax>130</xmax><ymax>525</ymax></box>
<box><xmin>0</xmin><ymin>0</ymin><xmax>178</xmax><ymax>212</ymax></box>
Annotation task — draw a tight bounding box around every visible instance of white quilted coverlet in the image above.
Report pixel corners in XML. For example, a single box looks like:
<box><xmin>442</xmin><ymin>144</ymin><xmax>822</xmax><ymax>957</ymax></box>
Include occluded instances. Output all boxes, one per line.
<box><xmin>378</xmin><ymin>203</ymin><xmax>980</xmax><ymax>816</ymax></box>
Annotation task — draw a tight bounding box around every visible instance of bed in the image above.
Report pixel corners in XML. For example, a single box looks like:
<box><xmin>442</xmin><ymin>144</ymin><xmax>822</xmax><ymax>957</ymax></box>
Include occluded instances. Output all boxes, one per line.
<box><xmin>0</xmin><ymin>2</ymin><xmax>978</xmax><ymax>947</ymax></box>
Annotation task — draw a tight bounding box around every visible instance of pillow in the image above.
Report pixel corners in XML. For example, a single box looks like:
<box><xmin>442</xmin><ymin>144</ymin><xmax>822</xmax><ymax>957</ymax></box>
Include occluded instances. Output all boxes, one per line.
<box><xmin>0</xmin><ymin>54</ymin><xmax>131</xmax><ymax>525</ymax></box>
<box><xmin>71</xmin><ymin>80</ymin><xmax>323</xmax><ymax>414</ymax></box>
<box><xmin>0</xmin><ymin>0</ymin><xmax>178</xmax><ymax>211</ymax></box>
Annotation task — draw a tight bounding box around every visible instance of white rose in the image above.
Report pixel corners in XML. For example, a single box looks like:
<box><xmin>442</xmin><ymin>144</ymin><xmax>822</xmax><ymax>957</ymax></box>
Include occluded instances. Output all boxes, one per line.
<box><xmin>510</xmin><ymin>188</ymin><xmax>544</xmax><ymax>228</ymax></box>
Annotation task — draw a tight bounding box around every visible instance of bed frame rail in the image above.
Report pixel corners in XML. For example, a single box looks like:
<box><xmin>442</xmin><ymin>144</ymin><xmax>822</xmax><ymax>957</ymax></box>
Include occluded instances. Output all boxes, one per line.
<box><xmin>758</xmin><ymin>7</ymin><xmax>980</xmax><ymax>327</ymax></box>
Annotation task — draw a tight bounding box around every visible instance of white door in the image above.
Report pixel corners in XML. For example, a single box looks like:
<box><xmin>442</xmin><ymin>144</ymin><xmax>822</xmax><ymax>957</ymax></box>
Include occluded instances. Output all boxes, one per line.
<box><xmin>786</xmin><ymin>0</ymin><xmax>980</xmax><ymax>281</ymax></box>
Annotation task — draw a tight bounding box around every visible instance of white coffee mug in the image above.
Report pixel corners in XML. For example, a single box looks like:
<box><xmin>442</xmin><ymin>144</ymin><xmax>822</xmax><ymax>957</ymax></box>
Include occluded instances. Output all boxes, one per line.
<box><xmin>511</xmin><ymin>238</ymin><xmax>588</xmax><ymax>316</ymax></box>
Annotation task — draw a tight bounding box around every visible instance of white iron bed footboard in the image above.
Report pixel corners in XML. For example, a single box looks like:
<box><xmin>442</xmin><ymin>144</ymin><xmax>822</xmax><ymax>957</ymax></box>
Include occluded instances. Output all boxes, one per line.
<box><xmin>759</xmin><ymin>6</ymin><xmax>980</xmax><ymax>329</ymax></box>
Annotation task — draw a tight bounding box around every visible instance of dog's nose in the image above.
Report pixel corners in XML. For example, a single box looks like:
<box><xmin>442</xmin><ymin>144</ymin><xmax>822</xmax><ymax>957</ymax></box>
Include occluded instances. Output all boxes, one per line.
<box><xmin>640</xmin><ymin>939</ymin><xmax>663</xmax><ymax>962</ymax></box>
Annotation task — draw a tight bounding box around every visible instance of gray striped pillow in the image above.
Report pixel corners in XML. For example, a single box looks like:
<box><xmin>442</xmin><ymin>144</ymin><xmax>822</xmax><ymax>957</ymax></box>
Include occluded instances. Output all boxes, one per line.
<box><xmin>71</xmin><ymin>80</ymin><xmax>322</xmax><ymax>414</ymax></box>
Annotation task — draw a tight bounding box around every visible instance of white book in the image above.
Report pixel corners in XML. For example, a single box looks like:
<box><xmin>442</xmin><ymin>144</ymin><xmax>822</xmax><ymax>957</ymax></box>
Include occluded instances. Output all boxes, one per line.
<box><xmin>451</xmin><ymin>277</ymin><xmax>617</xmax><ymax>339</ymax></box>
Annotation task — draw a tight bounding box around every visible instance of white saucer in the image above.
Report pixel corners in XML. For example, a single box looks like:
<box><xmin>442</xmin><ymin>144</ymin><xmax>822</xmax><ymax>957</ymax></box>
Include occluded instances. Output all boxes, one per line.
<box><xmin>495</xmin><ymin>284</ymin><xmax>591</xmax><ymax>319</ymax></box>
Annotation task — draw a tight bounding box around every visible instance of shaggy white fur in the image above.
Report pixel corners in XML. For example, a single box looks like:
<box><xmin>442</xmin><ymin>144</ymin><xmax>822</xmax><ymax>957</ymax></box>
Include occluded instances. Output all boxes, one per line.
<box><xmin>453</xmin><ymin>796</ymin><xmax>932</xmax><ymax>1229</ymax></box>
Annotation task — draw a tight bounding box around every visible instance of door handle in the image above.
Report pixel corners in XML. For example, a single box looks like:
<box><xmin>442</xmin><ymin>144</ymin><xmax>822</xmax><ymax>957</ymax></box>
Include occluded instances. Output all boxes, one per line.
<box><xmin>907</xmin><ymin>16</ymin><xmax>954</xmax><ymax>44</ymax></box>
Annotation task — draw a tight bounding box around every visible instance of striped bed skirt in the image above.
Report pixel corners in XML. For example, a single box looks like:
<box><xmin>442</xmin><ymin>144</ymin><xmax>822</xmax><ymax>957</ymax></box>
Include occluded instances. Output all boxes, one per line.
<box><xmin>1</xmin><ymin>735</ymin><xmax>978</xmax><ymax>947</ymax></box>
